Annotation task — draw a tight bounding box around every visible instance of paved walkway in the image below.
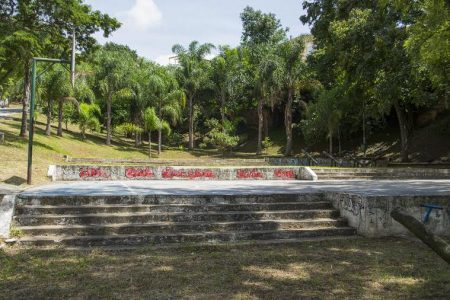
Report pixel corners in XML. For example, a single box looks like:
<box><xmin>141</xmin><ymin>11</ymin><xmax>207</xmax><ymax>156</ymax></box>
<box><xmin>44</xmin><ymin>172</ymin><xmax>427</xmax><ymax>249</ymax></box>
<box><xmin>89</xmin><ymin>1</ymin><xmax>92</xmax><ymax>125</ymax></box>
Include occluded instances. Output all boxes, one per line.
<box><xmin>0</xmin><ymin>108</ymin><xmax>21</xmax><ymax>118</ymax></box>
<box><xmin>19</xmin><ymin>180</ymin><xmax>450</xmax><ymax>197</ymax></box>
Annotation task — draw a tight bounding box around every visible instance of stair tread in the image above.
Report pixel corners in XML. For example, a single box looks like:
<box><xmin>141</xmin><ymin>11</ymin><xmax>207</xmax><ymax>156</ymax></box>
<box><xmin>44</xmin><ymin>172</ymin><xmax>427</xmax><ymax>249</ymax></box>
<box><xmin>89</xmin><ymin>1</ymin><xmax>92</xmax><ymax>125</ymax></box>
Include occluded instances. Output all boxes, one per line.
<box><xmin>16</xmin><ymin>227</ymin><xmax>356</xmax><ymax>241</ymax></box>
<box><xmin>16</xmin><ymin>209</ymin><xmax>338</xmax><ymax>218</ymax></box>
<box><xmin>16</xmin><ymin>218</ymin><xmax>345</xmax><ymax>229</ymax></box>
<box><xmin>17</xmin><ymin>201</ymin><xmax>330</xmax><ymax>209</ymax></box>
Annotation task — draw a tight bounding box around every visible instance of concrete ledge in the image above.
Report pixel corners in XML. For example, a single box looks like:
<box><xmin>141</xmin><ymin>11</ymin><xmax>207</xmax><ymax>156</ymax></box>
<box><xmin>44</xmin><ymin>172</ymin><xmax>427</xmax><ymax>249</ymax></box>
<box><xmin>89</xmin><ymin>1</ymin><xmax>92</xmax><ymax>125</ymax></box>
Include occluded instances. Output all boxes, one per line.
<box><xmin>299</xmin><ymin>167</ymin><xmax>318</xmax><ymax>181</ymax></box>
<box><xmin>0</xmin><ymin>195</ymin><xmax>16</xmax><ymax>239</ymax></box>
<box><xmin>326</xmin><ymin>193</ymin><xmax>450</xmax><ymax>237</ymax></box>
<box><xmin>48</xmin><ymin>165</ymin><xmax>317</xmax><ymax>181</ymax></box>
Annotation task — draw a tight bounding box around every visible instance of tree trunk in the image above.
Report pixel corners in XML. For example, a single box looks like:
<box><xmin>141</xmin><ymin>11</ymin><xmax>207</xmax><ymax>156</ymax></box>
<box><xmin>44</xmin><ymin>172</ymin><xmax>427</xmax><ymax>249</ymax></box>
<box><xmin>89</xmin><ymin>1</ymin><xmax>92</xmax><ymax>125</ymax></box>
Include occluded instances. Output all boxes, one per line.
<box><xmin>81</xmin><ymin>128</ymin><xmax>86</xmax><ymax>140</ymax></box>
<box><xmin>134</xmin><ymin>133</ymin><xmax>140</xmax><ymax>147</ymax></box>
<box><xmin>221</xmin><ymin>93</ymin><xmax>226</xmax><ymax>132</ymax></box>
<box><xmin>338</xmin><ymin>126</ymin><xmax>342</xmax><ymax>156</ymax></box>
<box><xmin>263</xmin><ymin>109</ymin><xmax>269</xmax><ymax>138</ymax></box>
<box><xmin>284</xmin><ymin>88</ymin><xmax>293</xmax><ymax>156</ymax></box>
<box><xmin>158</xmin><ymin>127</ymin><xmax>162</xmax><ymax>155</ymax></box>
<box><xmin>188</xmin><ymin>95</ymin><xmax>194</xmax><ymax>150</ymax></box>
<box><xmin>393</xmin><ymin>100</ymin><xmax>410</xmax><ymax>162</ymax></box>
<box><xmin>106</xmin><ymin>92</ymin><xmax>112</xmax><ymax>145</ymax></box>
<box><xmin>148</xmin><ymin>131</ymin><xmax>152</xmax><ymax>158</ymax></box>
<box><xmin>329</xmin><ymin>132</ymin><xmax>333</xmax><ymax>154</ymax></box>
<box><xmin>256</xmin><ymin>99</ymin><xmax>263</xmax><ymax>155</ymax></box>
<box><xmin>45</xmin><ymin>98</ymin><xmax>53</xmax><ymax>136</ymax></box>
<box><xmin>391</xmin><ymin>207</ymin><xmax>450</xmax><ymax>264</ymax></box>
<box><xmin>20</xmin><ymin>62</ymin><xmax>31</xmax><ymax>137</ymax></box>
<box><xmin>57</xmin><ymin>98</ymin><xmax>63</xmax><ymax>137</ymax></box>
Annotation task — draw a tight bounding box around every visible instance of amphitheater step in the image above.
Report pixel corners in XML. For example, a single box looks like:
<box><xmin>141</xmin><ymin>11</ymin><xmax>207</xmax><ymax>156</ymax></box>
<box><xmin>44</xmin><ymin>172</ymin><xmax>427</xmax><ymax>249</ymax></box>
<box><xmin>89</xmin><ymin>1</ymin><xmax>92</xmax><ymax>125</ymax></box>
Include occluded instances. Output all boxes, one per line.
<box><xmin>14</xmin><ymin>209</ymin><xmax>340</xmax><ymax>226</ymax></box>
<box><xmin>15</xmin><ymin>227</ymin><xmax>357</xmax><ymax>247</ymax></box>
<box><xmin>16</xmin><ymin>194</ymin><xmax>324</xmax><ymax>206</ymax></box>
<box><xmin>12</xmin><ymin>193</ymin><xmax>356</xmax><ymax>247</ymax></box>
<box><xmin>16</xmin><ymin>218</ymin><xmax>347</xmax><ymax>236</ymax></box>
<box><xmin>15</xmin><ymin>201</ymin><xmax>332</xmax><ymax>215</ymax></box>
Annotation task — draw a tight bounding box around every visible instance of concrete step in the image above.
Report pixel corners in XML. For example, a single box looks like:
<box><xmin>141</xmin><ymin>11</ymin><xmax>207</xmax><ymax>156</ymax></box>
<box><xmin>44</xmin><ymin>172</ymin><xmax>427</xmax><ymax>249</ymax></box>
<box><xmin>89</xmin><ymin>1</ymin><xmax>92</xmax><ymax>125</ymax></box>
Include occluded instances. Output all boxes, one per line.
<box><xmin>17</xmin><ymin>218</ymin><xmax>348</xmax><ymax>236</ymax></box>
<box><xmin>15</xmin><ymin>227</ymin><xmax>357</xmax><ymax>247</ymax></box>
<box><xmin>16</xmin><ymin>194</ymin><xmax>324</xmax><ymax>206</ymax></box>
<box><xmin>14</xmin><ymin>209</ymin><xmax>340</xmax><ymax>226</ymax></box>
<box><xmin>15</xmin><ymin>202</ymin><xmax>332</xmax><ymax>215</ymax></box>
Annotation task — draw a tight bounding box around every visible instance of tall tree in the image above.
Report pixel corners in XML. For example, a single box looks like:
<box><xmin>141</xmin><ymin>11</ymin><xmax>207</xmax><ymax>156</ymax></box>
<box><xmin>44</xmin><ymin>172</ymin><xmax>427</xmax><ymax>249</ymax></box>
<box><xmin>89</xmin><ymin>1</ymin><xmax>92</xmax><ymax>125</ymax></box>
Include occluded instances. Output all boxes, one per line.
<box><xmin>278</xmin><ymin>37</ymin><xmax>308</xmax><ymax>155</ymax></box>
<box><xmin>148</xmin><ymin>67</ymin><xmax>186</xmax><ymax>155</ymax></box>
<box><xmin>172</xmin><ymin>41</ymin><xmax>214</xmax><ymax>150</ymax></box>
<box><xmin>92</xmin><ymin>43</ymin><xmax>137</xmax><ymax>145</ymax></box>
<box><xmin>240</xmin><ymin>6</ymin><xmax>287</xmax><ymax>155</ymax></box>
<box><xmin>0</xmin><ymin>0</ymin><xmax>119</xmax><ymax>137</ymax></box>
<box><xmin>210</xmin><ymin>46</ymin><xmax>246</xmax><ymax>129</ymax></box>
<box><xmin>301</xmin><ymin>0</ymin><xmax>429</xmax><ymax>161</ymax></box>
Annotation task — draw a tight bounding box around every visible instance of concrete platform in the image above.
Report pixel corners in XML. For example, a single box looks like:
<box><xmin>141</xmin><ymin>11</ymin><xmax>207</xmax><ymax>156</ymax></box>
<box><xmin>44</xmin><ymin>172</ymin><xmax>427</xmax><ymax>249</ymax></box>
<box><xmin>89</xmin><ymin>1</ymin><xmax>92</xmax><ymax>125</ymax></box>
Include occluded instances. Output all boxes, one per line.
<box><xmin>20</xmin><ymin>179</ymin><xmax>450</xmax><ymax>197</ymax></box>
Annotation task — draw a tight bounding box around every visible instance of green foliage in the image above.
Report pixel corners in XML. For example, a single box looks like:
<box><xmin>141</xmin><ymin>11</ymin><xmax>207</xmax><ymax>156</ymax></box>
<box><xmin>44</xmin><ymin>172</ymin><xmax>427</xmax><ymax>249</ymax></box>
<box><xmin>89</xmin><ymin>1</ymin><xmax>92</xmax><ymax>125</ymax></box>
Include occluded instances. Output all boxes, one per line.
<box><xmin>115</xmin><ymin>123</ymin><xmax>143</xmax><ymax>136</ymax></box>
<box><xmin>203</xmin><ymin>119</ymin><xmax>239</xmax><ymax>154</ymax></box>
<box><xmin>78</xmin><ymin>103</ymin><xmax>101</xmax><ymax>139</ymax></box>
<box><xmin>143</xmin><ymin>107</ymin><xmax>161</xmax><ymax>133</ymax></box>
<box><xmin>262</xmin><ymin>137</ymin><xmax>273</xmax><ymax>150</ymax></box>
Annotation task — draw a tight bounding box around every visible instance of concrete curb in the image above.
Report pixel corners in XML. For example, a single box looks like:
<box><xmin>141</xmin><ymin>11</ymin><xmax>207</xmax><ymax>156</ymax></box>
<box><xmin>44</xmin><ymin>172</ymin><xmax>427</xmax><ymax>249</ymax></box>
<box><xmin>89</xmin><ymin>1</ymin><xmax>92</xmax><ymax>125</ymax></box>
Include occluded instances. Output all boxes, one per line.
<box><xmin>0</xmin><ymin>195</ymin><xmax>16</xmax><ymax>239</ymax></box>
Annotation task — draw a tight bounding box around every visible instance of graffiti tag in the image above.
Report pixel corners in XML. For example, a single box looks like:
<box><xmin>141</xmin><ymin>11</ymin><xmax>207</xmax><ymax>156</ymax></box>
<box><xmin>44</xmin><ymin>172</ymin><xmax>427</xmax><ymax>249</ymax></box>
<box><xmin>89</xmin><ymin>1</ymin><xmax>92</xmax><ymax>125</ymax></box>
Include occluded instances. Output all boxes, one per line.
<box><xmin>125</xmin><ymin>167</ymin><xmax>155</xmax><ymax>178</ymax></box>
<box><xmin>161</xmin><ymin>168</ymin><xmax>216</xmax><ymax>179</ymax></box>
<box><xmin>274</xmin><ymin>169</ymin><xmax>296</xmax><ymax>179</ymax></box>
<box><xmin>79</xmin><ymin>167</ymin><xmax>110</xmax><ymax>179</ymax></box>
<box><xmin>236</xmin><ymin>169</ymin><xmax>264</xmax><ymax>179</ymax></box>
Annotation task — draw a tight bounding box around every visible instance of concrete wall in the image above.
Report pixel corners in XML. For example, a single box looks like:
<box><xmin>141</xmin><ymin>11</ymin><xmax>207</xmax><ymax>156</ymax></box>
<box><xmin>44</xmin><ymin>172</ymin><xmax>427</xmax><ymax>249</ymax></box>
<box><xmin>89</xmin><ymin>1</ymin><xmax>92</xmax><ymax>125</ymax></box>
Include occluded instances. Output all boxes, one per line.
<box><xmin>326</xmin><ymin>193</ymin><xmax>450</xmax><ymax>237</ymax></box>
<box><xmin>49</xmin><ymin>165</ymin><xmax>316</xmax><ymax>181</ymax></box>
<box><xmin>0</xmin><ymin>195</ymin><xmax>15</xmax><ymax>239</ymax></box>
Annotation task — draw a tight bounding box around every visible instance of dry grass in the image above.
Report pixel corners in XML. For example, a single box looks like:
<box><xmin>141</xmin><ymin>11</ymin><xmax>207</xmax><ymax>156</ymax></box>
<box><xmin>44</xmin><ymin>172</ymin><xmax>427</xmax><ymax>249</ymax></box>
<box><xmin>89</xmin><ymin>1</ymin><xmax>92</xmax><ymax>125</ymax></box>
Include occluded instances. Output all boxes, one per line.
<box><xmin>1</xmin><ymin>238</ymin><xmax>449</xmax><ymax>299</ymax></box>
<box><xmin>0</xmin><ymin>113</ymin><xmax>268</xmax><ymax>186</ymax></box>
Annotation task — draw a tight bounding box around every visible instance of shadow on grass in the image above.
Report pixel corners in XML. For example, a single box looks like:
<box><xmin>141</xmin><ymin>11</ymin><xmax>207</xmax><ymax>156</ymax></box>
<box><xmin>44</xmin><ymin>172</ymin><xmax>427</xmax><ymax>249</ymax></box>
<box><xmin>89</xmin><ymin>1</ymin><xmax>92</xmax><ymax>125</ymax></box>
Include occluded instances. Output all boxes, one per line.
<box><xmin>1</xmin><ymin>238</ymin><xmax>449</xmax><ymax>299</ymax></box>
<box><xmin>3</xmin><ymin>176</ymin><xmax>27</xmax><ymax>186</ymax></box>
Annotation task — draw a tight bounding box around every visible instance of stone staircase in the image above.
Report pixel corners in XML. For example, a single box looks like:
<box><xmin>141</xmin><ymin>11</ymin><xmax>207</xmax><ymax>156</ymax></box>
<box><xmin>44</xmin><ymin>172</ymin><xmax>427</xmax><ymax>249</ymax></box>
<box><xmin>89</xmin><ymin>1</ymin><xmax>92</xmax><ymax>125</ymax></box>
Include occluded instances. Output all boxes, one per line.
<box><xmin>312</xmin><ymin>168</ymin><xmax>450</xmax><ymax>180</ymax></box>
<box><xmin>12</xmin><ymin>194</ymin><xmax>356</xmax><ymax>248</ymax></box>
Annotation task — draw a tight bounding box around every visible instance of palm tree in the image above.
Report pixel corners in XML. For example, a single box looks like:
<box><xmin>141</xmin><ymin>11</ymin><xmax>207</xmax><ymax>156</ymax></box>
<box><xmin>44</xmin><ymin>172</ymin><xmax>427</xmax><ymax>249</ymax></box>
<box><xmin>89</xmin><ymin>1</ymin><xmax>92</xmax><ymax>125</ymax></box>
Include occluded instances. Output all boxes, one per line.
<box><xmin>143</xmin><ymin>107</ymin><xmax>161</xmax><ymax>158</ymax></box>
<box><xmin>41</xmin><ymin>65</ymin><xmax>77</xmax><ymax>137</ymax></box>
<box><xmin>126</xmin><ymin>59</ymin><xmax>156</xmax><ymax>147</ymax></box>
<box><xmin>247</xmin><ymin>46</ymin><xmax>282</xmax><ymax>155</ymax></box>
<box><xmin>278</xmin><ymin>37</ymin><xmax>308</xmax><ymax>156</ymax></box>
<box><xmin>78</xmin><ymin>103</ymin><xmax>101</xmax><ymax>140</ymax></box>
<box><xmin>148</xmin><ymin>67</ymin><xmax>186</xmax><ymax>154</ymax></box>
<box><xmin>93</xmin><ymin>43</ymin><xmax>137</xmax><ymax>145</ymax></box>
<box><xmin>172</xmin><ymin>41</ymin><xmax>214</xmax><ymax>149</ymax></box>
<box><xmin>210</xmin><ymin>46</ymin><xmax>244</xmax><ymax>129</ymax></box>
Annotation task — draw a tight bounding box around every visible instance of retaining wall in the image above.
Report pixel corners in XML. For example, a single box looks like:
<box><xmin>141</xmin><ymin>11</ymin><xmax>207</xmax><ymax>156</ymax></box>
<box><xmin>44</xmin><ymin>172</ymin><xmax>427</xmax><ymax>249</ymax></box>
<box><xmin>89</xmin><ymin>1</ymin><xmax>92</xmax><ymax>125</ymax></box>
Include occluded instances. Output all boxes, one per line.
<box><xmin>326</xmin><ymin>193</ymin><xmax>450</xmax><ymax>237</ymax></box>
<box><xmin>48</xmin><ymin>165</ymin><xmax>316</xmax><ymax>181</ymax></box>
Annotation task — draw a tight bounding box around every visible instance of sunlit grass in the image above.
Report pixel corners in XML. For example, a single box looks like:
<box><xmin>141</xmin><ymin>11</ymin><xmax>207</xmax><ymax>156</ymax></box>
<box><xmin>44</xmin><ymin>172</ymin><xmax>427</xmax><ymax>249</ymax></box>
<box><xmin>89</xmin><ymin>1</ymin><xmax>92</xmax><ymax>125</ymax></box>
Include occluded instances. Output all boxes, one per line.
<box><xmin>1</xmin><ymin>237</ymin><xmax>449</xmax><ymax>299</ymax></box>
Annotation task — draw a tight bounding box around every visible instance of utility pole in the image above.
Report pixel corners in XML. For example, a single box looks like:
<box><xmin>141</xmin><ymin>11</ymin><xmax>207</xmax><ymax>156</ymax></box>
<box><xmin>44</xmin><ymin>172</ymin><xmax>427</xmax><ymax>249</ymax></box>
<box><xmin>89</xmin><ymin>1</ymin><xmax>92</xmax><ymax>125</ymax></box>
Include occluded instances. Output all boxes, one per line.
<box><xmin>71</xmin><ymin>30</ymin><xmax>76</xmax><ymax>88</ymax></box>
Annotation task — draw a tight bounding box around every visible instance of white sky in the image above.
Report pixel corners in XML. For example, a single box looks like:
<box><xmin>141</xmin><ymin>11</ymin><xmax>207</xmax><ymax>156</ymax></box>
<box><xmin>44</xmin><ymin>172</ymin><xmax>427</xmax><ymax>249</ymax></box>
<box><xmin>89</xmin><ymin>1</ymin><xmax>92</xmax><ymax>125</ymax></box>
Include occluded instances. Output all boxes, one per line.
<box><xmin>84</xmin><ymin>0</ymin><xmax>310</xmax><ymax>65</ymax></box>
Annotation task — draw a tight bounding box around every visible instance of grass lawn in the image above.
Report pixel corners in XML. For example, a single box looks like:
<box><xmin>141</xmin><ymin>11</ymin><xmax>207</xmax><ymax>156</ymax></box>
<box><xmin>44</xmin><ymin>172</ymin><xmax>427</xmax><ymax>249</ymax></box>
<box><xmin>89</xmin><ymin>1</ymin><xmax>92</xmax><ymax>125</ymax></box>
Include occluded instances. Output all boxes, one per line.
<box><xmin>1</xmin><ymin>237</ymin><xmax>449</xmax><ymax>299</ymax></box>
<box><xmin>0</xmin><ymin>111</ymin><xmax>273</xmax><ymax>186</ymax></box>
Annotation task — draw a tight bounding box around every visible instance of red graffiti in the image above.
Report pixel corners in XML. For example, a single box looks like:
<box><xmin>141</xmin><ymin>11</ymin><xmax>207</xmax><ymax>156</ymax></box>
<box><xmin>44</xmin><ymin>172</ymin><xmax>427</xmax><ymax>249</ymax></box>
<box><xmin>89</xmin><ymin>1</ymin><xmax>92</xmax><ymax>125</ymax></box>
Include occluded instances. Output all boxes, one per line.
<box><xmin>125</xmin><ymin>167</ymin><xmax>155</xmax><ymax>178</ymax></box>
<box><xmin>274</xmin><ymin>169</ymin><xmax>296</xmax><ymax>179</ymax></box>
<box><xmin>161</xmin><ymin>168</ymin><xmax>215</xmax><ymax>179</ymax></box>
<box><xmin>236</xmin><ymin>169</ymin><xmax>264</xmax><ymax>179</ymax></box>
<box><xmin>79</xmin><ymin>167</ymin><xmax>110</xmax><ymax>178</ymax></box>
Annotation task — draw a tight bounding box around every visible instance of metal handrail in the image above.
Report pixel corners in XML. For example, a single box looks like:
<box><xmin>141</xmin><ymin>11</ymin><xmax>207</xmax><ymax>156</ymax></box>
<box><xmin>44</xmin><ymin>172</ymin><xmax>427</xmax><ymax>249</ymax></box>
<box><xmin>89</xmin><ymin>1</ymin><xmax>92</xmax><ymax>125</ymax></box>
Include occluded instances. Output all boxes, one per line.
<box><xmin>322</xmin><ymin>151</ymin><xmax>342</xmax><ymax>167</ymax></box>
<box><xmin>301</xmin><ymin>149</ymin><xmax>319</xmax><ymax>165</ymax></box>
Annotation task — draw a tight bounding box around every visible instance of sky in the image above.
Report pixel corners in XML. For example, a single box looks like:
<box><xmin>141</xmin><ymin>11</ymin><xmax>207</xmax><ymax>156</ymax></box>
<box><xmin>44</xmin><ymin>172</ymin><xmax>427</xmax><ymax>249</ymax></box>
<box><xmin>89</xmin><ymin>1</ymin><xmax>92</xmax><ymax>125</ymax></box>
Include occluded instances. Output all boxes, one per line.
<box><xmin>83</xmin><ymin>0</ymin><xmax>310</xmax><ymax>65</ymax></box>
